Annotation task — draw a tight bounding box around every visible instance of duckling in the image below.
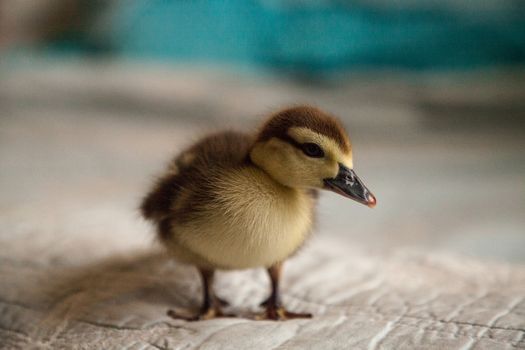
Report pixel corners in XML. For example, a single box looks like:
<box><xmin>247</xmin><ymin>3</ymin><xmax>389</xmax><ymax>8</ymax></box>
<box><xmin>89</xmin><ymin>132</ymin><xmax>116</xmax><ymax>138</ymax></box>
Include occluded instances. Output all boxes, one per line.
<box><xmin>141</xmin><ymin>105</ymin><xmax>376</xmax><ymax>321</ymax></box>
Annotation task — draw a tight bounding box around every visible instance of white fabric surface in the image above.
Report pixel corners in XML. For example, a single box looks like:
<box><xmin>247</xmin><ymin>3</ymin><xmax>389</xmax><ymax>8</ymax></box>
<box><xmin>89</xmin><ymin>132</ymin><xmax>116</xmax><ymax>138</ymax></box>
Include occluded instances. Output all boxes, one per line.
<box><xmin>1</xmin><ymin>232</ymin><xmax>525</xmax><ymax>349</ymax></box>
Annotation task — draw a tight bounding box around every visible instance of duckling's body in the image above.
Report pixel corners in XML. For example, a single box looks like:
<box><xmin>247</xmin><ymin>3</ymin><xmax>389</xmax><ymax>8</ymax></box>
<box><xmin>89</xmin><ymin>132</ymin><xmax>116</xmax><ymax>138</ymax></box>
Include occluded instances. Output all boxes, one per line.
<box><xmin>143</xmin><ymin>131</ymin><xmax>316</xmax><ymax>270</ymax></box>
<box><xmin>141</xmin><ymin>106</ymin><xmax>375</xmax><ymax>321</ymax></box>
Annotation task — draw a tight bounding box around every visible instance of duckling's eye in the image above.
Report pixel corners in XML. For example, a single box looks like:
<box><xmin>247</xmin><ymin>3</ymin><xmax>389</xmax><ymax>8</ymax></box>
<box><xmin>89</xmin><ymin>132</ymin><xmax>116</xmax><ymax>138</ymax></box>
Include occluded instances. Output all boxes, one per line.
<box><xmin>301</xmin><ymin>143</ymin><xmax>324</xmax><ymax>158</ymax></box>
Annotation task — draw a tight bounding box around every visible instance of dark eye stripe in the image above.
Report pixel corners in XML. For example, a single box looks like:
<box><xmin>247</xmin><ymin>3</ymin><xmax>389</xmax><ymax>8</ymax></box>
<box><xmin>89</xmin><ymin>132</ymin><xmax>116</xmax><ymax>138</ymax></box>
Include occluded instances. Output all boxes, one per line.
<box><xmin>275</xmin><ymin>135</ymin><xmax>325</xmax><ymax>158</ymax></box>
<box><xmin>302</xmin><ymin>142</ymin><xmax>324</xmax><ymax>158</ymax></box>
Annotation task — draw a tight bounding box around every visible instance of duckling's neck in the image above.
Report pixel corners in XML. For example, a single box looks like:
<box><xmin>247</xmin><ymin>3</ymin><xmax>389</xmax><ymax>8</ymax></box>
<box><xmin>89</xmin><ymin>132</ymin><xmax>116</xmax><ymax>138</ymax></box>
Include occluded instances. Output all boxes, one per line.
<box><xmin>249</xmin><ymin>142</ymin><xmax>299</xmax><ymax>190</ymax></box>
<box><xmin>249</xmin><ymin>164</ymin><xmax>301</xmax><ymax>198</ymax></box>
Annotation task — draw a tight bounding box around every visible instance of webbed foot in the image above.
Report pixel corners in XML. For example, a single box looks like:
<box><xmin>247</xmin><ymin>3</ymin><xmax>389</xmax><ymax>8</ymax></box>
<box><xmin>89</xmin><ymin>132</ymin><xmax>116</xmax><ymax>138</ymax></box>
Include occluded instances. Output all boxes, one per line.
<box><xmin>167</xmin><ymin>307</ymin><xmax>234</xmax><ymax>321</ymax></box>
<box><xmin>256</xmin><ymin>305</ymin><xmax>312</xmax><ymax>321</ymax></box>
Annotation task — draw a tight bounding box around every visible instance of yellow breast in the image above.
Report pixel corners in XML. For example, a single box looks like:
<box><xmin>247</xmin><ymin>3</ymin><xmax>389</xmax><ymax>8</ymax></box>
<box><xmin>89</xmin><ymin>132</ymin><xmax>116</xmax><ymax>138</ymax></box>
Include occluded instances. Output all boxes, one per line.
<box><xmin>172</xmin><ymin>167</ymin><xmax>314</xmax><ymax>269</ymax></box>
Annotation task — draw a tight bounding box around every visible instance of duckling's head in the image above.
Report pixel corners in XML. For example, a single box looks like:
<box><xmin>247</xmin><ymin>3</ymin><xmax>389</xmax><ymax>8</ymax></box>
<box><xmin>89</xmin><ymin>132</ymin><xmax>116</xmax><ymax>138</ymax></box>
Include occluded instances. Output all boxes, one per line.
<box><xmin>251</xmin><ymin>106</ymin><xmax>376</xmax><ymax>207</ymax></box>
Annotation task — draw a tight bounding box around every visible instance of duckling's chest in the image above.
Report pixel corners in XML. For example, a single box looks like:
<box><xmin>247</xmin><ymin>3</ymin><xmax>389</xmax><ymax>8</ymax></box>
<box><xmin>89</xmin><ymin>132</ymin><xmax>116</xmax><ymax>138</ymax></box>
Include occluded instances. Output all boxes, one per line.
<box><xmin>177</xmin><ymin>168</ymin><xmax>316</xmax><ymax>269</ymax></box>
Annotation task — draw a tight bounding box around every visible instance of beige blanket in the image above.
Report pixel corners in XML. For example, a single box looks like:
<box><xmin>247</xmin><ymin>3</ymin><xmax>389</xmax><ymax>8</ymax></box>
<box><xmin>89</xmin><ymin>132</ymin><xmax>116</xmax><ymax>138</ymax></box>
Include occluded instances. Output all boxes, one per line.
<box><xmin>2</xmin><ymin>233</ymin><xmax>524</xmax><ymax>349</ymax></box>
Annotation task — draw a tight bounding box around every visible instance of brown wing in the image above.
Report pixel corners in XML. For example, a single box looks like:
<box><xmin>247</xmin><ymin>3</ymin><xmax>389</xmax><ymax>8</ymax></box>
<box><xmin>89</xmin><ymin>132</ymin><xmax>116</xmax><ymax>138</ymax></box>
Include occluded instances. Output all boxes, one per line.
<box><xmin>140</xmin><ymin>130</ymin><xmax>254</xmax><ymax>223</ymax></box>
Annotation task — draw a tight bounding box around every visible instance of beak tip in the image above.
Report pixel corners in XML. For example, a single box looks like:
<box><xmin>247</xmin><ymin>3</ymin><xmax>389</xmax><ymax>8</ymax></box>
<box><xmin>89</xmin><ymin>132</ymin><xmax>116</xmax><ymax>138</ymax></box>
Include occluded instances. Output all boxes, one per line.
<box><xmin>367</xmin><ymin>194</ymin><xmax>377</xmax><ymax>208</ymax></box>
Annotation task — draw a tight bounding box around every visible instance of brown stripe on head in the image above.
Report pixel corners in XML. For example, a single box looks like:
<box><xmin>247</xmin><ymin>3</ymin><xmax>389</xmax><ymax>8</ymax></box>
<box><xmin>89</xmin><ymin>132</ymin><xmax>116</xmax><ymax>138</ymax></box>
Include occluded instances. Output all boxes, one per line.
<box><xmin>257</xmin><ymin>105</ymin><xmax>351</xmax><ymax>153</ymax></box>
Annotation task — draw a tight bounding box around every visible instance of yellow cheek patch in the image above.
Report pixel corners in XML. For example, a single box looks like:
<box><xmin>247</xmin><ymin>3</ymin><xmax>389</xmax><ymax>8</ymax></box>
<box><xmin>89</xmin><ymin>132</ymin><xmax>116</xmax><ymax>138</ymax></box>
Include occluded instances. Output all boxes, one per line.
<box><xmin>288</xmin><ymin>127</ymin><xmax>353</xmax><ymax>168</ymax></box>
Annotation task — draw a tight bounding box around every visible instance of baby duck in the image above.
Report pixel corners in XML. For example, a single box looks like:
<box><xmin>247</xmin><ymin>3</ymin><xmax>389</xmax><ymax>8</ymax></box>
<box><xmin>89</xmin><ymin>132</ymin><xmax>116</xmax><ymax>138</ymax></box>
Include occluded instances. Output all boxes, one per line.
<box><xmin>141</xmin><ymin>105</ymin><xmax>376</xmax><ymax>321</ymax></box>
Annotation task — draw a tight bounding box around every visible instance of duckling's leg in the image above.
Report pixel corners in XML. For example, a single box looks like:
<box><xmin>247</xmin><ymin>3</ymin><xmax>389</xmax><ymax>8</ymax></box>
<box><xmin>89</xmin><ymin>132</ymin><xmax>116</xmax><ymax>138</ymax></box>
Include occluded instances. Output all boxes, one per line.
<box><xmin>260</xmin><ymin>262</ymin><xmax>312</xmax><ymax>321</ymax></box>
<box><xmin>167</xmin><ymin>268</ymin><xmax>227</xmax><ymax>321</ymax></box>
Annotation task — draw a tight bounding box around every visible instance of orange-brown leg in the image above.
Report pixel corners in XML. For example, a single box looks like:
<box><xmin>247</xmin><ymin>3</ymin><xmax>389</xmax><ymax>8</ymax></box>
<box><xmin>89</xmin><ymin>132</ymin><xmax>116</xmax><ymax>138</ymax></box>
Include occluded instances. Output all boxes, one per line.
<box><xmin>259</xmin><ymin>262</ymin><xmax>312</xmax><ymax>321</ymax></box>
<box><xmin>167</xmin><ymin>268</ymin><xmax>229</xmax><ymax>321</ymax></box>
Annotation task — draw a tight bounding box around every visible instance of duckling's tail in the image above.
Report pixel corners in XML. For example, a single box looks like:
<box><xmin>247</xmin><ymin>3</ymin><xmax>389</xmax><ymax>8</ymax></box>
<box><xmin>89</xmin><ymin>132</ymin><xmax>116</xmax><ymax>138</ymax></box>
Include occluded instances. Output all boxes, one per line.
<box><xmin>140</xmin><ymin>192</ymin><xmax>163</xmax><ymax>221</ymax></box>
<box><xmin>140</xmin><ymin>189</ymin><xmax>173</xmax><ymax>243</ymax></box>
<box><xmin>140</xmin><ymin>174</ymin><xmax>176</xmax><ymax>222</ymax></box>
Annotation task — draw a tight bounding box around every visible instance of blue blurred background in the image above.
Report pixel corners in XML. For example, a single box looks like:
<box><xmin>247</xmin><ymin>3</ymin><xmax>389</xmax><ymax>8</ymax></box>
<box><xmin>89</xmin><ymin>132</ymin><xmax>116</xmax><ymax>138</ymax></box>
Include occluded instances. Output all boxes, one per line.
<box><xmin>3</xmin><ymin>0</ymin><xmax>525</xmax><ymax>72</ymax></box>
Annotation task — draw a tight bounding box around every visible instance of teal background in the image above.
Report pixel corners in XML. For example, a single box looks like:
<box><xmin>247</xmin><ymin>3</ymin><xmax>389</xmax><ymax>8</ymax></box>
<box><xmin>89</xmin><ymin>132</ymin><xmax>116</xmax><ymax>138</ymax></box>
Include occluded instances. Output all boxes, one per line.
<box><xmin>53</xmin><ymin>0</ymin><xmax>525</xmax><ymax>72</ymax></box>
